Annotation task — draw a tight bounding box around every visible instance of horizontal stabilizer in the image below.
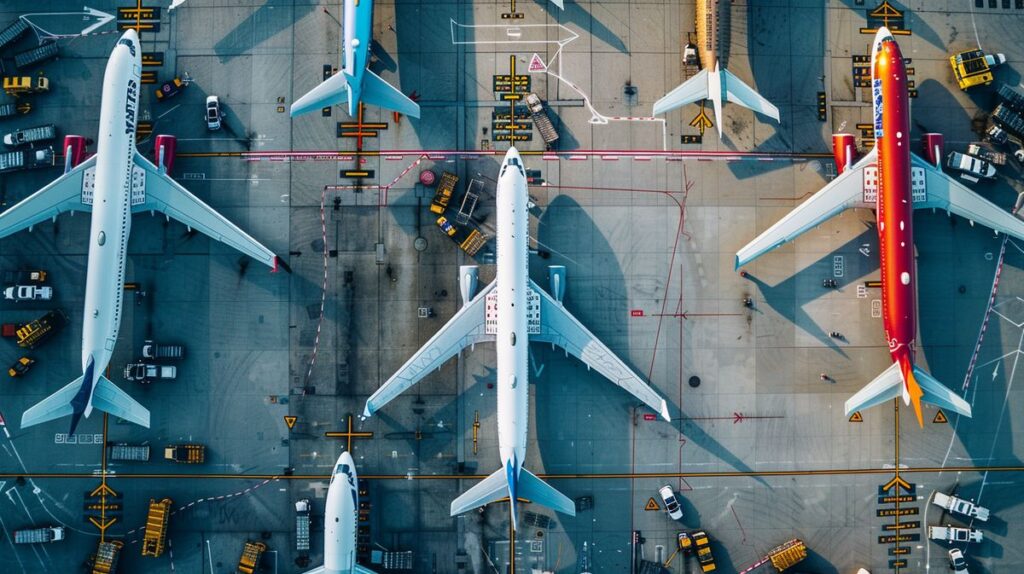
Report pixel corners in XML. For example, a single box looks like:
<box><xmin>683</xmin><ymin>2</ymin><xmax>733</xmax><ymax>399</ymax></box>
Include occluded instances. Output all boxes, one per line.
<box><xmin>652</xmin><ymin>69</ymin><xmax>709</xmax><ymax>116</ymax></box>
<box><xmin>450</xmin><ymin>467</ymin><xmax>509</xmax><ymax>517</ymax></box>
<box><xmin>21</xmin><ymin>376</ymin><xmax>82</xmax><ymax>429</ymax></box>
<box><xmin>93</xmin><ymin>376</ymin><xmax>150</xmax><ymax>427</ymax></box>
<box><xmin>844</xmin><ymin>362</ymin><xmax>972</xmax><ymax>419</ymax></box>
<box><xmin>721</xmin><ymin>68</ymin><xmax>780</xmax><ymax>123</ymax></box>
<box><xmin>362</xmin><ymin>70</ymin><xmax>420</xmax><ymax>118</ymax></box>
<box><xmin>291</xmin><ymin>72</ymin><xmax>350</xmax><ymax>118</ymax></box>
<box><xmin>517</xmin><ymin>467</ymin><xmax>576</xmax><ymax>517</ymax></box>
<box><xmin>913</xmin><ymin>365</ymin><xmax>972</xmax><ymax>417</ymax></box>
<box><xmin>844</xmin><ymin>362</ymin><xmax>902</xmax><ymax>416</ymax></box>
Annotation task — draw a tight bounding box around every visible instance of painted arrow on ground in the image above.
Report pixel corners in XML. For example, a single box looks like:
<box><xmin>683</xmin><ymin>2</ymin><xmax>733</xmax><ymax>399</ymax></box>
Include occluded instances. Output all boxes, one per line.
<box><xmin>21</xmin><ymin>7</ymin><xmax>115</xmax><ymax>39</ymax></box>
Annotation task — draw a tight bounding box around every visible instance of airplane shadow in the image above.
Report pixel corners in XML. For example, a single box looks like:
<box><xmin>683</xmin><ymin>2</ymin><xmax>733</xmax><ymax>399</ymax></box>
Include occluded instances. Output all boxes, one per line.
<box><xmin>532</xmin><ymin>194</ymin><xmax>766</xmax><ymax>493</ymax></box>
<box><xmin>537</xmin><ymin>1</ymin><xmax>628</xmax><ymax>55</ymax></box>
<box><xmin>740</xmin><ymin>223</ymin><xmax>882</xmax><ymax>356</ymax></box>
<box><xmin>214</xmin><ymin>0</ymin><xmax>312</xmax><ymax>63</ymax></box>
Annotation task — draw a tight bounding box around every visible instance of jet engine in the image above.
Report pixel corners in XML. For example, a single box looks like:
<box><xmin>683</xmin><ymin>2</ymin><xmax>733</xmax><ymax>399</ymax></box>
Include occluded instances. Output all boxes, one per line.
<box><xmin>921</xmin><ymin>133</ymin><xmax>944</xmax><ymax>168</ymax></box>
<box><xmin>547</xmin><ymin>265</ymin><xmax>566</xmax><ymax>303</ymax></box>
<box><xmin>459</xmin><ymin>265</ymin><xmax>478</xmax><ymax>307</ymax></box>
<box><xmin>154</xmin><ymin>134</ymin><xmax>177</xmax><ymax>174</ymax></box>
<box><xmin>62</xmin><ymin>135</ymin><xmax>88</xmax><ymax>174</ymax></box>
<box><xmin>832</xmin><ymin>134</ymin><xmax>857</xmax><ymax>175</ymax></box>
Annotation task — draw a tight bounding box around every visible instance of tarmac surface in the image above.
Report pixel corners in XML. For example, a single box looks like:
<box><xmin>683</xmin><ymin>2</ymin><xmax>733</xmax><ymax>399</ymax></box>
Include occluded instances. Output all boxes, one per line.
<box><xmin>1</xmin><ymin>0</ymin><xmax>1024</xmax><ymax>572</ymax></box>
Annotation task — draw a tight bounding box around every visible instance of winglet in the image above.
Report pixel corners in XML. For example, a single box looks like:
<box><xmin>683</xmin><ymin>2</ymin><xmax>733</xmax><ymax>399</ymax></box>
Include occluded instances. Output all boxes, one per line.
<box><xmin>659</xmin><ymin>400</ymin><xmax>671</xmax><ymax>422</ymax></box>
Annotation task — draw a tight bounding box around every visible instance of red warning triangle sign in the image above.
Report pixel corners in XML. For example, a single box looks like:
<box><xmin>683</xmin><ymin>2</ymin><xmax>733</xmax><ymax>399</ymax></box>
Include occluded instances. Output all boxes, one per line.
<box><xmin>528</xmin><ymin>53</ymin><xmax>547</xmax><ymax>73</ymax></box>
<box><xmin>284</xmin><ymin>416</ymin><xmax>297</xmax><ymax>429</ymax></box>
<box><xmin>849</xmin><ymin>411</ymin><xmax>863</xmax><ymax>422</ymax></box>
<box><xmin>932</xmin><ymin>409</ymin><xmax>948</xmax><ymax>424</ymax></box>
<box><xmin>644</xmin><ymin>497</ymin><xmax>660</xmax><ymax>511</ymax></box>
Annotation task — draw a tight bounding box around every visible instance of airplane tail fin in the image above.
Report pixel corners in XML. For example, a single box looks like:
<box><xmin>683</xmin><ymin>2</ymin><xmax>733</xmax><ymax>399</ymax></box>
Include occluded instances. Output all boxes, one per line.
<box><xmin>361</xmin><ymin>70</ymin><xmax>420</xmax><ymax>118</ymax></box>
<box><xmin>290</xmin><ymin>72</ymin><xmax>351</xmax><ymax>118</ymax></box>
<box><xmin>652</xmin><ymin>62</ymin><xmax>779</xmax><ymax>136</ymax></box>
<box><xmin>93</xmin><ymin>376</ymin><xmax>150</xmax><ymax>428</ymax></box>
<box><xmin>844</xmin><ymin>359</ymin><xmax>972</xmax><ymax>425</ymax></box>
<box><xmin>450</xmin><ymin>463</ymin><xmax>575</xmax><ymax>531</ymax></box>
<box><xmin>21</xmin><ymin>376</ymin><xmax>82</xmax><ymax>430</ymax></box>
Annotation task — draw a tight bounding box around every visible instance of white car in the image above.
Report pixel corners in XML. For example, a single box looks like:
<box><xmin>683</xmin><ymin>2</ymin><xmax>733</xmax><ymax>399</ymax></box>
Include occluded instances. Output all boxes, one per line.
<box><xmin>946</xmin><ymin>151</ymin><xmax>997</xmax><ymax>183</ymax></box>
<box><xmin>205</xmin><ymin>95</ymin><xmax>222</xmax><ymax>131</ymax></box>
<box><xmin>658</xmin><ymin>485</ymin><xmax>683</xmax><ymax>520</ymax></box>
<box><xmin>949</xmin><ymin>548</ymin><xmax>969</xmax><ymax>574</ymax></box>
<box><xmin>3</xmin><ymin>284</ymin><xmax>52</xmax><ymax>301</ymax></box>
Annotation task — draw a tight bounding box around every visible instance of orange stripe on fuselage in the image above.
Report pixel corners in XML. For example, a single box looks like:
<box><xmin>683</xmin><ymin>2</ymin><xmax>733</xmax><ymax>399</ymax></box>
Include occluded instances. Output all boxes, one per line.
<box><xmin>873</xmin><ymin>38</ymin><xmax>917</xmax><ymax>367</ymax></box>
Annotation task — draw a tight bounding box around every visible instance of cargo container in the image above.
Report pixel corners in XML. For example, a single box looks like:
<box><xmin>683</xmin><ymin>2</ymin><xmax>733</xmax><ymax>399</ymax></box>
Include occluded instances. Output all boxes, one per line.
<box><xmin>109</xmin><ymin>443</ymin><xmax>151</xmax><ymax>462</ymax></box>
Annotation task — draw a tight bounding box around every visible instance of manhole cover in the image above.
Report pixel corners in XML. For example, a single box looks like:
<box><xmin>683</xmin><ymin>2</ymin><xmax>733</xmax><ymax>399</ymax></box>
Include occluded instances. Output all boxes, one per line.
<box><xmin>688</xmin><ymin>376</ymin><xmax>701</xmax><ymax>388</ymax></box>
<box><xmin>414</xmin><ymin>237</ymin><xmax>427</xmax><ymax>251</ymax></box>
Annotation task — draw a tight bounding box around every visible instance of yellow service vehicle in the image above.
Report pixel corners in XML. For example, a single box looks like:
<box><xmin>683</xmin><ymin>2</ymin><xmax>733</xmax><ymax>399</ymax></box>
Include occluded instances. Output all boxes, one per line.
<box><xmin>950</xmin><ymin>50</ymin><xmax>1006</xmax><ymax>90</ymax></box>
<box><xmin>3</xmin><ymin>75</ymin><xmax>49</xmax><ymax>97</ymax></box>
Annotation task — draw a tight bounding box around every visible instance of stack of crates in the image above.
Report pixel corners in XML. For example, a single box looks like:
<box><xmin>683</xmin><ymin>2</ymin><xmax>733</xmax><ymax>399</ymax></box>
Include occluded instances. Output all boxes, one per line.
<box><xmin>237</xmin><ymin>540</ymin><xmax>267</xmax><ymax>574</ymax></box>
<box><xmin>141</xmin><ymin>498</ymin><xmax>173</xmax><ymax>557</ymax></box>
<box><xmin>768</xmin><ymin>539</ymin><xmax>807</xmax><ymax>571</ymax></box>
<box><xmin>429</xmin><ymin>172</ymin><xmax>459</xmax><ymax>214</ymax></box>
<box><xmin>91</xmin><ymin>540</ymin><xmax>124</xmax><ymax>574</ymax></box>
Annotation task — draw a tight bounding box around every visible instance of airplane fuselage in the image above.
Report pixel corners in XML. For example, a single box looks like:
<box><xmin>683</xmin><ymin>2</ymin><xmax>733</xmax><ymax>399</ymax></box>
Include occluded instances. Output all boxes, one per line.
<box><xmin>696</xmin><ymin>0</ymin><xmax>721</xmax><ymax>68</ymax></box>
<box><xmin>342</xmin><ymin>0</ymin><xmax>373</xmax><ymax>116</ymax></box>
<box><xmin>871</xmin><ymin>32</ymin><xmax>917</xmax><ymax>383</ymax></box>
<box><xmin>323</xmin><ymin>451</ymin><xmax>360</xmax><ymax>574</ymax></box>
<box><xmin>495</xmin><ymin>149</ymin><xmax>529</xmax><ymax>489</ymax></box>
<box><xmin>76</xmin><ymin>32</ymin><xmax>142</xmax><ymax>421</ymax></box>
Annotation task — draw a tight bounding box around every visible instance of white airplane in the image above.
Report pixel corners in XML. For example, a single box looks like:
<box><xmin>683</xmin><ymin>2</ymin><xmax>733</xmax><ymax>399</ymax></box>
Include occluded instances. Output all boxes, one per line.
<box><xmin>652</xmin><ymin>0</ymin><xmax>779</xmax><ymax>136</ymax></box>
<box><xmin>363</xmin><ymin>147</ymin><xmax>670</xmax><ymax>529</ymax></box>
<box><xmin>0</xmin><ymin>30</ymin><xmax>278</xmax><ymax>434</ymax></box>
<box><xmin>302</xmin><ymin>451</ymin><xmax>377</xmax><ymax>574</ymax></box>
<box><xmin>290</xmin><ymin>0</ymin><xmax>420</xmax><ymax>119</ymax></box>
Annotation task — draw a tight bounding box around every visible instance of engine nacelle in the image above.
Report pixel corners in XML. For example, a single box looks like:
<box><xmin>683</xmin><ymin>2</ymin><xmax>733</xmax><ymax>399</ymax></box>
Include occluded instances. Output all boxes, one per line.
<box><xmin>547</xmin><ymin>265</ymin><xmax>566</xmax><ymax>303</ymax></box>
<box><xmin>459</xmin><ymin>265</ymin><xmax>479</xmax><ymax>307</ymax></box>
<box><xmin>155</xmin><ymin>134</ymin><xmax>177</xmax><ymax>174</ymax></box>
<box><xmin>922</xmin><ymin>133</ymin><xmax>944</xmax><ymax>168</ymax></box>
<box><xmin>62</xmin><ymin>135</ymin><xmax>87</xmax><ymax>174</ymax></box>
<box><xmin>832</xmin><ymin>133</ymin><xmax>857</xmax><ymax>175</ymax></box>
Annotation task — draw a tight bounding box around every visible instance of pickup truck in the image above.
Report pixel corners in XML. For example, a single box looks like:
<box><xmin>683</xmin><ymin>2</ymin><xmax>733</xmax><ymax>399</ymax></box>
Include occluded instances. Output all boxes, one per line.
<box><xmin>4</xmin><ymin>284</ymin><xmax>53</xmax><ymax>301</ymax></box>
<box><xmin>3</xmin><ymin>124</ymin><xmax>55</xmax><ymax>147</ymax></box>
<box><xmin>933</xmin><ymin>491</ymin><xmax>990</xmax><ymax>521</ymax></box>
<box><xmin>929</xmin><ymin>525</ymin><xmax>983</xmax><ymax>544</ymax></box>
<box><xmin>946</xmin><ymin>151</ymin><xmax>996</xmax><ymax>183</ymax></box>
<box><xmin>124</xmin><ymin>362</ymin><xmax>177</xmax><ymax>382</ymax></box>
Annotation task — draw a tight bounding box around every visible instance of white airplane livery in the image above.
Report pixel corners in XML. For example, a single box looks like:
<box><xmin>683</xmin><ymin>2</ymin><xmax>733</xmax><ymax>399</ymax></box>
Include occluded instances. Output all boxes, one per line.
<box><xmin>0</xmin><ymin>30</ymin><xmax>278</xmax><ymax>434</ymax></box>
<box><xmin>363</xmin><ymin>147</ymin><xmax>670</xmax><ymax>529</ymax></box>
<box><xmin>302</xmin><ymin>451</ymin><xmax>377</xmax><ymax>574</ymax></box>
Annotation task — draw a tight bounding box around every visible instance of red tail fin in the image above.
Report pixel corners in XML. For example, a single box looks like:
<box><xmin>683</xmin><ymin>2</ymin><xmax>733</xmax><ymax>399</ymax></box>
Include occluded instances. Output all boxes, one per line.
<box><xmin>898</xmin><ymin>355</ymin><xmax>924</xmax><ymax>427</ymax></box>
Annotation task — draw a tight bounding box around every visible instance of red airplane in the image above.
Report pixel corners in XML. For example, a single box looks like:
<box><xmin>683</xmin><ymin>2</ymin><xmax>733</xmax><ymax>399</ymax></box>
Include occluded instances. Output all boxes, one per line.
<box><xmin>736</xmin><ymin>27</ymin><xmax>1024</xmax><ymax>426</ymax></box>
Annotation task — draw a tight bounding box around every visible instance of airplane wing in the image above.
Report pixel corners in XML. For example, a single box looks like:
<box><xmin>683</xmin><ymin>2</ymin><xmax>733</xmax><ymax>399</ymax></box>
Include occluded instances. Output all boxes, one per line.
<box><xmin>364</xmin><ymin>280</ymin><xmax>497</xmax><ymax>417</ymax></box>
<box><xmin>722</xmin><ymin>68</ymin><xmax>780</xmax><ymax>122</ymax></box>
<box><xmin>0</xmin><ymin>156</ymin><xmax>95</xmax><ymax>239</ymax></box>
<box><xmin>912</xmin><ymin>153</ymin><xmax>1024</xmax><ymax>239</ymax></box>
<box><xmin>530</xmin><ymin>280</ymin><xmax>670</xmax><ymax>421</ymax></box>
<box><xmin>735</xmin><ymin>148</ymin><xmax>877</xmax><ymax>268</ymax></box>
<box><xmin>132</xmin><ymin>152</ymin><xmax>277</xmax><ymax>268</ymax></box>
<box><xmin>652</xmin><ymin>69</ymin><xmax>709</xmax><ymax>116</ymax></box>
<box><xmin>354</xmin><ymin>566</ymin><xmax>379</xmax><ymax>574</ymax></box>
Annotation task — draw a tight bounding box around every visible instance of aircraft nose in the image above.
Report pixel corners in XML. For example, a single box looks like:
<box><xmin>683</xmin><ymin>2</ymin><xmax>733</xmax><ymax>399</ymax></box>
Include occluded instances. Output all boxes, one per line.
<box><xmin>505</xmin><ymin>146</ymin><xmax>521</xmax><ymax>164</ymax></box>
<box><xmin>871</xmin><ymin>26</ymin><xmax>892</xmax><ymax>60</ymax></box>
<box><xmin>338</xmin><ymin>450</ymin><xmax>355</xmax><ymax>469</ymax></box>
